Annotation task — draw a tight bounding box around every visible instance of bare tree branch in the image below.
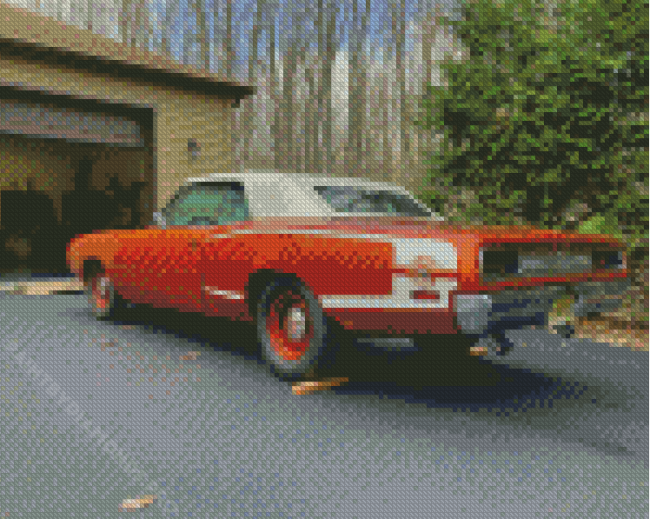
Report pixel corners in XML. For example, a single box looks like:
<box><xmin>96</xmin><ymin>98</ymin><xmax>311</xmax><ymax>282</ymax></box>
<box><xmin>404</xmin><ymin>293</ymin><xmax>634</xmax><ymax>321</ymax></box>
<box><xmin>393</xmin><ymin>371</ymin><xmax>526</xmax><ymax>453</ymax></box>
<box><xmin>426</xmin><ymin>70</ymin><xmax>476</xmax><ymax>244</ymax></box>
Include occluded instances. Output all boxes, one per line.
<box><xmin>243</xmin><ymin>0</ymin><xmax>265</xmax><ymax>165</ymax></box>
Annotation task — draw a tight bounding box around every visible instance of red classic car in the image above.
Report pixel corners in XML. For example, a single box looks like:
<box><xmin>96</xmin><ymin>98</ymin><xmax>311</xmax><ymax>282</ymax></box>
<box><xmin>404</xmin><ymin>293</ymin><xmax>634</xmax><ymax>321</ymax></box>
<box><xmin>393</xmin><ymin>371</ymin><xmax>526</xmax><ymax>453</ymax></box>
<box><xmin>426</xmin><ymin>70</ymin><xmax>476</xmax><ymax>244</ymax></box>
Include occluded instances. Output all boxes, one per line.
<box><xmin>67</xmin><ymin>172</ymin><xmax>630</xmax><ymax>379</ymax></box>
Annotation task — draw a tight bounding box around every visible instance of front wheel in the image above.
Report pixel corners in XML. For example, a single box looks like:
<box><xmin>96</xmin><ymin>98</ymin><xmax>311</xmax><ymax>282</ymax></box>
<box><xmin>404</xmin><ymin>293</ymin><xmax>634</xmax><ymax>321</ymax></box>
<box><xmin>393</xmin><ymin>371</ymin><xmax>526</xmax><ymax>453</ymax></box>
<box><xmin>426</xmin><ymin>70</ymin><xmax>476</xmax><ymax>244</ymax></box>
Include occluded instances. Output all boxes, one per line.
<box><xmin>255</xmin><ymin>278</ymin><xmax>332</xmax><ymax>380</ymax></box>
<box><xmin>86</xmin><ymin>271</ymin><xmax>119</xmax><ymax>320</ymax></box>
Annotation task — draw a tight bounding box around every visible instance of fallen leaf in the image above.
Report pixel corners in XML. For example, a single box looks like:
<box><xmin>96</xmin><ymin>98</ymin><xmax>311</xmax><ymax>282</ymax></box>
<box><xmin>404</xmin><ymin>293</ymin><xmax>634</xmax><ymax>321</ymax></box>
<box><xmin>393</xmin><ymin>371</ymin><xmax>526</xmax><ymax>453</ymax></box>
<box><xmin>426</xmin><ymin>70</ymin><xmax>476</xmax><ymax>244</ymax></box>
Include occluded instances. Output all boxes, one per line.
<box><xmin>119</xmin><ymin>495</ymin><xmax>156</xmax><ymax>511</ymax></box>
<box><xmin>292</xmin><ymin>378</ymin><xmax>349</xmax><ymax>395</ymax></box>
<box><xmin>469</xmin><ymin>346</ymin><xmax>488</xmax><ymax>357</ymax></box>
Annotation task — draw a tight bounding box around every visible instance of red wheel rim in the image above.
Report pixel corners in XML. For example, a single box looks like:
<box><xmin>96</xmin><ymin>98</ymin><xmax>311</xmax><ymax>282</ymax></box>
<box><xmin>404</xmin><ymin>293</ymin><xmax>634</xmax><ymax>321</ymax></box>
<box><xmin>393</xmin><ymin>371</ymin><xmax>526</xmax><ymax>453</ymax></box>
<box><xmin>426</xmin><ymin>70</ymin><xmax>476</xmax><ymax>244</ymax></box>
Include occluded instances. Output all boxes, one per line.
<box><xmin>266</xmin><ymin>290</ymin><xmax>313</xmax><ymax>361</ymax></box>
<box><xmin>91</xmin><ymin>276</ymin><xmax>110</xmax><ymax>311</ymax></box>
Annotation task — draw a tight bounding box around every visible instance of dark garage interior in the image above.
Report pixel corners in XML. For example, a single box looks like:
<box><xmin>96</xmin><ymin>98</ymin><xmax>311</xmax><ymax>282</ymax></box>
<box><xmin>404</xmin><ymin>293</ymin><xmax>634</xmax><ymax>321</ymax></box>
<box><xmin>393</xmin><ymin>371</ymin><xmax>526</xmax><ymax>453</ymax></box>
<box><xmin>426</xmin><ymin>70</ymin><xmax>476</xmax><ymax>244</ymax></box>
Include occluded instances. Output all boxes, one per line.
<box><xmin>0</xmin><ymin>93</ymin><xmax>154</xmax><ymax>275</ymax></box>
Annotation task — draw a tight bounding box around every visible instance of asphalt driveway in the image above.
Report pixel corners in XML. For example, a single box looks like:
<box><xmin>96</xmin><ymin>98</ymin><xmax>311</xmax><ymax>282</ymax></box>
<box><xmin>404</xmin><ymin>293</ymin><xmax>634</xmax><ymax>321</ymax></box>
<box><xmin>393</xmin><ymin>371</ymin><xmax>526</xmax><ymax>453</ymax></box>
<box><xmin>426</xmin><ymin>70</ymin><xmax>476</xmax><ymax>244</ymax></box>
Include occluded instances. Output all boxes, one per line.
<box><xmin>0</xmin><ymin>289</ymin><xmax>647</xmax><ymax>518</ymax></box>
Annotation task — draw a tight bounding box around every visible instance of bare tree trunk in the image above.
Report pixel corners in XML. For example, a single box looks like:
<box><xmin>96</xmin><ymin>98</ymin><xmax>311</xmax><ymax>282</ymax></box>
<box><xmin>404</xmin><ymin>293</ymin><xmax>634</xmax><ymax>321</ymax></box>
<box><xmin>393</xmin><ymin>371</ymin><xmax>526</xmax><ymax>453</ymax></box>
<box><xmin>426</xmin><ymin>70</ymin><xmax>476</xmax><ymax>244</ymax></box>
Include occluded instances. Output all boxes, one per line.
<box><xmin>359</xmin><ymin>2</ymin><xmax>371</xmax><ymax>176</ymax></box>
<box><xmin>421</xmin><ymin>3</ymin><xmax>434</xmax><ymax>108</ymax></box>
<box><xmin>283</xmin><ymin>8</ymin><xmax>308</xmax><ymax>172</ymax></box>
<box><xmin>417</xmin><ymin>3</ymin><xmax>437</xmax><ymax>188</ymax></box>
<box><xmin>197</xmin><ymin>0</ymin><xmax>211</xmax><ymax>71</ymax></box>
<box><xmin>280</xmin><ymin>46</ymin><xmax>300</xmax><ymax>172</ymax></box>
<box><xmin>312</xmin><ymin>0</ymin><xmax>325</xmax><ymax>174</ymax></box>
<box><xmin>322</xmin><ymin>2</ymin><xmax>337</xmax><ymax>174</ymax></box>
<box><xmin>119</xmin><ymin>0</ymin><xmax>133</xmax><ymax>45</ymax></box>
<box><xmin>243</xmin><ymin>0</ymin><xmax>265</xmax><ymax>166</ymax></box>
<box><xmin>305</xmin><ymin>57</ymin><xmax>317</xmax><ymax>173</ymax></box>
<box><xmin>225</xmin><ymin>0</ymin><xmax>240</xmax><ymax>170</ymax></box>
<box><xmin>143</xmin><ymin>0</ymin><xmax>153</xmax><ymax>50</ymax></box>
<box><xmin>270</xmin><ymin>10</ymin><xmax>282</xmax><ymax>171</ymax></box>
<box><xmin>395</xmin><ymin>0</ymin><xmax>408</xmax><ymax>183</ymax></box>
<box><xmin>182</xmin><ymin>1</ymin><xmax>193</xmax><ymax>65</ymax></box>
<box><xmin>348</xmin><ymin>0</ymin><xmax>360</xmax><ymax>176</ymax></box>
<box><xmin>224</xmin><ymin>0</ymin><xmax>233</xmax><ymax>78</ymax></box>
<box><xmin>57</xmin><ymin>0</ymin><xmax>66</xmax><ymax>21</ymax></box>
<box><xmin>161</xmin><ymin>0</ymin><xmax>179</xmax><ymax>57</ymax></box>
<box><xmin>382</xmin><ymin>46</ymin><xmax>393</xmax><ymax>181</ymax></box>
<box><xmin>295</xmin><ymin>54</ymin><xmax>305</xmax><ymax>174</ymax></box>
<box><xmin>348</xmin><ymin>0</ymin><xmax>371</xmax><ymax>177</ymax></box>
<box><xmin>309</xmin><ymin>0</ymin><xmax>336</xmax><ymax>175</ymax></box>
<box><xmin>86</xmin><ymin>0</ymin><xmax>93</xmax><ymax>30</ymax></box>
<box><xmin>304</xmin><ymin>8</ymin><xmax>320</xmax><ymax>174</ymax></box>
<box><xmin>133</xmin><ymin>0</ymin><xmax>145</xmax><ymax>48</ymax></box>
<box><xmin>248</xmin><ymin>1</ymin><xmax>263</xmax><ymax>82</ymax></box>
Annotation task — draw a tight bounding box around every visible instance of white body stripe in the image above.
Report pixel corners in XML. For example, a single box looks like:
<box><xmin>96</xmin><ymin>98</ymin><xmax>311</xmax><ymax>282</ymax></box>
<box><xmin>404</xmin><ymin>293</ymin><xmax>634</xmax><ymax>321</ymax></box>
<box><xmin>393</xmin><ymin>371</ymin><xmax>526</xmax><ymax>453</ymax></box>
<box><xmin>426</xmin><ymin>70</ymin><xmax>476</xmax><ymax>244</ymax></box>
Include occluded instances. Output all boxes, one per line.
<box><xmin>319</xmin><ymin>278</ymin><xmax>458</xmax><ymax>309</ymax></box>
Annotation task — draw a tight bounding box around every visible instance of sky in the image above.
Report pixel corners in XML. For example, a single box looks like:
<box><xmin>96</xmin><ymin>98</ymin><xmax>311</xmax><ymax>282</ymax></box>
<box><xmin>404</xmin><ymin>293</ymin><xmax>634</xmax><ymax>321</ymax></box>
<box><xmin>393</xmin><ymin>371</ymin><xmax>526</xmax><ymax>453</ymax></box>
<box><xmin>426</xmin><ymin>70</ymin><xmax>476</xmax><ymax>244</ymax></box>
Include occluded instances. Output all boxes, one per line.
<box><xmin>11</xmin><ymin>0</ymin><xmax>462</xmax><ymax>80</ymax></box>
<box><xmin>158</xmin><ymin>0</ymin><xmax>462</xmax><ymax>75</ymax></box>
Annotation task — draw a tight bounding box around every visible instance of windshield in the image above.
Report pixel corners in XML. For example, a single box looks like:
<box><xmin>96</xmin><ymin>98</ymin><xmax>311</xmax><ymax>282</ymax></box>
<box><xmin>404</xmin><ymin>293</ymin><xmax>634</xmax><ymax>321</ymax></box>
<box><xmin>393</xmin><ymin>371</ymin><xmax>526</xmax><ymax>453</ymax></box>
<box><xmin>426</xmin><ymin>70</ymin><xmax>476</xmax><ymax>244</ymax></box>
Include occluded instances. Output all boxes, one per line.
<box><xmin>165</xmin><ymin>183</ymin><xmax>249</xmax><ymax>226</ymax></box>
<box><xmin>314</xmin><ymin>186</ymin><xmax>431</xmax><ymax>217</ymax></box>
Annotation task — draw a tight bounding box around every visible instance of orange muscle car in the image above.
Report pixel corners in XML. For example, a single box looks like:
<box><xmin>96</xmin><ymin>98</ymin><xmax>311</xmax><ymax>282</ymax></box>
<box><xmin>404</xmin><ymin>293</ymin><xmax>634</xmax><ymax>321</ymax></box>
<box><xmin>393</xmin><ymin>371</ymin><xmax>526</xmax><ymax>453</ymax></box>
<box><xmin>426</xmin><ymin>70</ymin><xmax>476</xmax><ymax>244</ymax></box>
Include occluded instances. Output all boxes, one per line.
<box><xmin>67</xmin><ymin>172</ymin><xmax>630</xmax><ymax>379</ymax></box>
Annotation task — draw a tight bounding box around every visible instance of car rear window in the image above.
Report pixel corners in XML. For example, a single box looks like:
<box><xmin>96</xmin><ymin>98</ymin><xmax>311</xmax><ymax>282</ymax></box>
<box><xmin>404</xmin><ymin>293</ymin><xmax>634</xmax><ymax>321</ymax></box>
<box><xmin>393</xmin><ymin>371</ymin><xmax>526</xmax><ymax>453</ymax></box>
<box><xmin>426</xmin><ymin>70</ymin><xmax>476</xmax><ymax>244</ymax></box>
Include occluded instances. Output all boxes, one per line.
<box><xmin>314</xmin><ymin>186</ymin><xmax>431</xmax><ymax>217</ymax></box>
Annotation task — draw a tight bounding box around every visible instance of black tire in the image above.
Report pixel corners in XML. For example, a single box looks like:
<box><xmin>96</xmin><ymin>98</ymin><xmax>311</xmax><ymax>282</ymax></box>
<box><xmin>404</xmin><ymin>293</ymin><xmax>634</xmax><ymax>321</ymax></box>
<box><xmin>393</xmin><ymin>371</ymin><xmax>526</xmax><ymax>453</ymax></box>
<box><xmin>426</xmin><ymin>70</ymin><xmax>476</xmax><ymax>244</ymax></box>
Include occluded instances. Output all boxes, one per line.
<box><xmin>255</xmin><ymin>277</ymin><xmax>331</xmax><ymax>380</ymax></box>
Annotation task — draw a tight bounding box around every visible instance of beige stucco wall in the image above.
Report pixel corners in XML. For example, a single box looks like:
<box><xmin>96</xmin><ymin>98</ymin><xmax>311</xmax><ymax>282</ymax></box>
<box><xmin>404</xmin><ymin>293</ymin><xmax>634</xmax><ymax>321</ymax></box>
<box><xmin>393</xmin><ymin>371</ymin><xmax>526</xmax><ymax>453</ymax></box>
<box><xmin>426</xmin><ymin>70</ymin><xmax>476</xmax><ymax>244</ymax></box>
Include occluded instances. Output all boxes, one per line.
<box><xmin>0</xmin><ymin>51</ymin><xmax>235</xmax><ymax>213</ymax></box>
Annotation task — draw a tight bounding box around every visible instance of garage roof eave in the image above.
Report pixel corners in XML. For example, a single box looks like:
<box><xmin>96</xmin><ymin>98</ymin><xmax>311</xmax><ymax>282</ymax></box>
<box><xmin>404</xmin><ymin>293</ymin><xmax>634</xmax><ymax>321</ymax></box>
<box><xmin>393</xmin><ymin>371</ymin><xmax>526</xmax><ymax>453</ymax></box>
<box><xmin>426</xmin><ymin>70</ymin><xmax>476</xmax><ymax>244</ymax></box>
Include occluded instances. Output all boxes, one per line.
<box><xmin>0</xmin><ymin>2</ymin><xmax>255</xmax><ymax>99</ymax></box>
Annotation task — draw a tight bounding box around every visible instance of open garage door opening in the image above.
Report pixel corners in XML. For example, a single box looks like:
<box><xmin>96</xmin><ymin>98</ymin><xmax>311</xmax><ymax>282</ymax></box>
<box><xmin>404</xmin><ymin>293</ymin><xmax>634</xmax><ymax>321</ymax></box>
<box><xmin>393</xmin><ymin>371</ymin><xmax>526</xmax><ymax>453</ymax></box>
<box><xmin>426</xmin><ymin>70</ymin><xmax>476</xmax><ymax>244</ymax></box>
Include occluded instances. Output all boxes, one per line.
<box><xmin>0</xmin><ymin>97</ymin><xmax>154</xmax><ymax>275</ymax></box>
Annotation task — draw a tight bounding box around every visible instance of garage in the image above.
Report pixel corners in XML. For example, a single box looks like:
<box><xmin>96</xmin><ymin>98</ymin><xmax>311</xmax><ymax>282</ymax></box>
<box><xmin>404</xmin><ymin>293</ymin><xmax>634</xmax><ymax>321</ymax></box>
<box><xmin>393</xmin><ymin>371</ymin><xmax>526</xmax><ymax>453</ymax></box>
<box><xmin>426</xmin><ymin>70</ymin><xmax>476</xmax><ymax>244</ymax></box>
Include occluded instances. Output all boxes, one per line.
<box><xmin>0</xmin><ymin>94</ymin><xmax>154</xmax><ymax>274</ymax></box>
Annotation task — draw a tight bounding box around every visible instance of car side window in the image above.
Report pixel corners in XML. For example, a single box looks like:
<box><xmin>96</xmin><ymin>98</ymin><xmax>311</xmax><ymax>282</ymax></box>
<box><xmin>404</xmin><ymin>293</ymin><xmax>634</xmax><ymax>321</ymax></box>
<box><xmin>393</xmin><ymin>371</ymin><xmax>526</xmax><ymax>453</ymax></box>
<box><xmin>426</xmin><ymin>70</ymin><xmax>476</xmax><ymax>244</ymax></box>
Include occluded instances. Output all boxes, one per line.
<box><xmin>164</xmin><ymin>183</ymin><xmax>249</xmax><ymax>226</ymax></box>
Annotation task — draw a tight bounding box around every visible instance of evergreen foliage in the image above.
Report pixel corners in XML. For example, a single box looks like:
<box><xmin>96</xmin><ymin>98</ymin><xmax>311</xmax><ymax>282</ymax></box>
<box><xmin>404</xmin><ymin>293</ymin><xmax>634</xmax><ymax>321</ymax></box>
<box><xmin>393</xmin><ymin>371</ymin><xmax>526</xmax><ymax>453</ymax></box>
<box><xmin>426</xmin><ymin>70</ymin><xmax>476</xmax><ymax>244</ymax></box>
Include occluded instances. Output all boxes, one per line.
<box><xmin>415</xmin><ymin>0</ymin><xmax>648</xmax><ymax>250</ymax></box>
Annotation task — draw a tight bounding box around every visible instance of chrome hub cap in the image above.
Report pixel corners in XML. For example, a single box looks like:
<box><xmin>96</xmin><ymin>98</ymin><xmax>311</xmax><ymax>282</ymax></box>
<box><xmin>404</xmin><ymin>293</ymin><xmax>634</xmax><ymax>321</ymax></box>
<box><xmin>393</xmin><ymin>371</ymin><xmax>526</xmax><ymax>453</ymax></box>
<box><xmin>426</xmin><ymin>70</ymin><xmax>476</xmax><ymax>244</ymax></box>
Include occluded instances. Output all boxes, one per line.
<box><xmin>91</xmin><ymin>276</ymin><xmax>111</xmax><ymax>311</ymax></box>
<box><xmin>287</xmin><ymin>307</ymin><xmax>307</xmax><ymax>341</ymax></box>
<box><xmin>266</xmin><ymin>290</ymin><xmax>313</xmax><ymax>362</ymax></box>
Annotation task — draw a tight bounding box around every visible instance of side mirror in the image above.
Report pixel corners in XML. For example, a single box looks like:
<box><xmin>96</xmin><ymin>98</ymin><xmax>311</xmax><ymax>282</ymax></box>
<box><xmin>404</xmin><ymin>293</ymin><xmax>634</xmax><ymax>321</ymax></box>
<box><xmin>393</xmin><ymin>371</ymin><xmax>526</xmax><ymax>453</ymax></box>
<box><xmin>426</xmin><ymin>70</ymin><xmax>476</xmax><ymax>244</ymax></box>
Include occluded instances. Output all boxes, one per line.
<box><xmin>152</xmin><ymin>212</ymin><xmax>166</xmax><ymax>228</ymax></box>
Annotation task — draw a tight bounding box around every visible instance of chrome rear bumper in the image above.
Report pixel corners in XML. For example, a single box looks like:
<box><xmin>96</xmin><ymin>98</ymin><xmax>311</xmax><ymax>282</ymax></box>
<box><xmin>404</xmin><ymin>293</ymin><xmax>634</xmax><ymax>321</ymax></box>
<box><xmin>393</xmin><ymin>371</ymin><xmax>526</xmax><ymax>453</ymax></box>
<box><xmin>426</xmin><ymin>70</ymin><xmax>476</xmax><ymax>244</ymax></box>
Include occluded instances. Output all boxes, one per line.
<box><xmin>454</xmin><ymin>280</ymin><xmax>630</xmax><ymax>338</ymax></box>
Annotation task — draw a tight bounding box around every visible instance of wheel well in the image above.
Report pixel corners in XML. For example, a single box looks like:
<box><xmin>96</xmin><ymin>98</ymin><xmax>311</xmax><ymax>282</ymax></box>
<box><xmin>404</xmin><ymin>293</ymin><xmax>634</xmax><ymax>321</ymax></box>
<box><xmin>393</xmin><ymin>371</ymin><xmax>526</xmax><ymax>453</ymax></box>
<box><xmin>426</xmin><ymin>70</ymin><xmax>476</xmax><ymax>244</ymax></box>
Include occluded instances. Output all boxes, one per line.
<box><xmin>246</xmin><ymin>269</ymin><xmax>300</xmax><ymax>317</ymax></box>
<box><xmin>82</xmin><ymin>259</ymin><xmax>104</xmax><ymax>284</ymax></box>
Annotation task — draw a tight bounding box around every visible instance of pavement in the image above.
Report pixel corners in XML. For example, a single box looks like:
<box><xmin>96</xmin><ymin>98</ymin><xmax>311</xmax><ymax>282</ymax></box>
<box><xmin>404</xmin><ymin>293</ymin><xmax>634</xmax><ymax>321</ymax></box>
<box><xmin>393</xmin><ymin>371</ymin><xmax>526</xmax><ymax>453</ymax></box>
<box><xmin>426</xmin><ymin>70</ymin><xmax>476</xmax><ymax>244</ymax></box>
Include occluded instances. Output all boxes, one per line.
<box><xmin>0</xmin><ymin>291</ymin><xmax>647</xmax><ymax>518</ymax></box>
<box><xmin>0</xmin><ymin>274</ymin><xmax>352</xmax><ymax>394</ymax></box>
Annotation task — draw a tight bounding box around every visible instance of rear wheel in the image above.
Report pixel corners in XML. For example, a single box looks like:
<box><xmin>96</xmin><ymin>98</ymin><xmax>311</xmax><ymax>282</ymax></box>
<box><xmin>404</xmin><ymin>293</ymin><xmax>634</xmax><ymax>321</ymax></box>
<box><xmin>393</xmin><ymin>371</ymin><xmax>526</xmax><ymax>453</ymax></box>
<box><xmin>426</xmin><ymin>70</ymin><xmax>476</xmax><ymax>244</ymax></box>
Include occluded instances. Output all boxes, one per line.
<box><xmin>255</xmin><ymin>278</ymin><xmax>331</xmax><ymax>380</ymax></box>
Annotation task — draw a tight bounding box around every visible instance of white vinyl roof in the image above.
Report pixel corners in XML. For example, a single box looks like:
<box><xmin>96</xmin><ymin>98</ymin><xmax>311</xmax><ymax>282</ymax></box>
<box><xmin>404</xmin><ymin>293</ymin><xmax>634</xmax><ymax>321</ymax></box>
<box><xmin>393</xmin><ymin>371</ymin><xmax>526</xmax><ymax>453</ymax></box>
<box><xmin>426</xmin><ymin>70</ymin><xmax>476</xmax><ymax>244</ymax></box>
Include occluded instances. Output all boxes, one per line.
<box><xmin>181</xmin><ymin>171</ymin><xmax>439</xmax><ymax>219</ymax></box>
<box><xmin>186</xmin><ymin>171</ymin><xmax>410</xmax><ymax>190</ymax></box>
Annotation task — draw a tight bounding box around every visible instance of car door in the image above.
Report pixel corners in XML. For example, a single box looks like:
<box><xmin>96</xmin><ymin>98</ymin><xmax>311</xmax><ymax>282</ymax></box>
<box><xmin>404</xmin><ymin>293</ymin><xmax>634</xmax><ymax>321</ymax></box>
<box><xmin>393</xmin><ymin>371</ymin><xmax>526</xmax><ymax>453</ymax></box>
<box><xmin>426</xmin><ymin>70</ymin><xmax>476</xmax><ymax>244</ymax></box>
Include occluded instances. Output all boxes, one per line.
<box><xmin>152</xmin><ymin>182</ymin><xmax>251</xmax><ymax>313</ymax></box>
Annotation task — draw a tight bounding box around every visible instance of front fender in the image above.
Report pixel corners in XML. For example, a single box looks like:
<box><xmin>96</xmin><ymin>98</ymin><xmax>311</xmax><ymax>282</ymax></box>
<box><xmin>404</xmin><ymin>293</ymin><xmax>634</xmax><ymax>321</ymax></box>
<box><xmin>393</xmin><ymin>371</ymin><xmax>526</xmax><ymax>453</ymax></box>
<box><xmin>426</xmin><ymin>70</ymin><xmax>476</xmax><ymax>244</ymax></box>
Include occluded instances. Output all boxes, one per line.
<box><xmin>66</xmin><ymin>231</ymin><xmax>121</xmax><ymax>280</ymax></box>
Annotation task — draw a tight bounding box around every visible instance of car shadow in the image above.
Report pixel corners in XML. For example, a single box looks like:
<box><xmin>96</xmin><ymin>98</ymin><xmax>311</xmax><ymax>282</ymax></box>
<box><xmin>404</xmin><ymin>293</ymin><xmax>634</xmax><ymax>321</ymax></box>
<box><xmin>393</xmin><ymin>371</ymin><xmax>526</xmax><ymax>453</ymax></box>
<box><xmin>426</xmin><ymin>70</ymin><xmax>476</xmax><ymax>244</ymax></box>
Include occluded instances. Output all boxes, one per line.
<box><xmin>59</xmin><ymin>298</ymin><xmax>641</xmax><ymax>464</ymax></box>
<box><xmin>328</xmin><ymin>360</ymin><xmax>578</xmax><ymax>413</ymax></box>
<box><xmin>316</xmin><ymin>334</ymin><xmax>575</xmax><ymax>411</ymax></box>
<box><xmin>112</xmin><ymin>302</ymin><xmax>260</xmax><ymax>359</ymax></box>
<box><xmin>105</xmin><ymin>303</ymin><xmax>575</xmax><ymax>412</ymax></box>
